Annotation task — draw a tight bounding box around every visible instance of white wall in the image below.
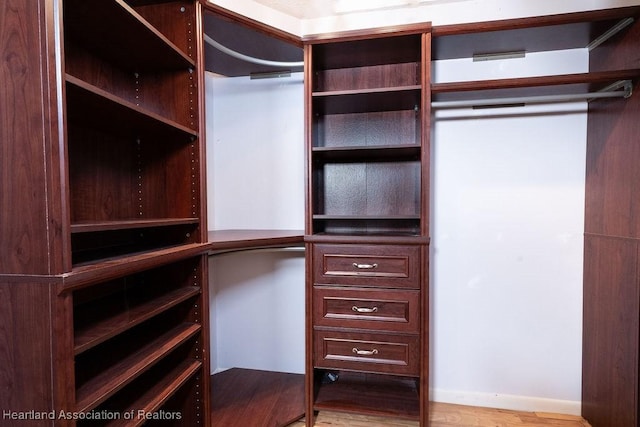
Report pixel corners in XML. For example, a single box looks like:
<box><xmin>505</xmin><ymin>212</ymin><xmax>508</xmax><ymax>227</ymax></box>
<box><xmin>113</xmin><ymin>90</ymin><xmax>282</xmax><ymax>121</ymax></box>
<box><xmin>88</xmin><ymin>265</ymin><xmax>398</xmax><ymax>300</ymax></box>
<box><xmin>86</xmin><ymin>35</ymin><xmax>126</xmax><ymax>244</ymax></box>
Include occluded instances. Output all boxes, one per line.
<box><xmin>204</xmin><ymin>49</ymin><xmax>588</xmax><ymax>413</ymax></box>
<box><xmin>209</xmin><ymin>249</ymin><xmax>305</xmax><ymax>374</ymax></box>
<box><xmin>205</xmin><ymin>72</ymin><xmax>306</xmax><ymax>374</ymax></box>
<box><xmin>205</xmin><ymin>72</ymin><xmax>305</xmax><ymax>230</ymax></box>
<box><xmin>431</xmin><ymin>49</ymin><xmax>587</xmax><ymax>414</ymax></box>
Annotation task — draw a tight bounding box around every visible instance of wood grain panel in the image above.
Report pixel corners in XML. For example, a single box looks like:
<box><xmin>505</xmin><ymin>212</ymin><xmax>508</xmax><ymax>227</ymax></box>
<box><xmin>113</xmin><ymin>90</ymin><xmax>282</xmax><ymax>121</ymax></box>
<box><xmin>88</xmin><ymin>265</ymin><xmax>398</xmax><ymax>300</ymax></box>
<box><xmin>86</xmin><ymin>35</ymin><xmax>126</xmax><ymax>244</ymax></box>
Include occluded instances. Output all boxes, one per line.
<box><xmin>0</xmin><ymin>282</ymin><xmax>55</xmax><ymax>420</ymax></box>
<box><xmin>315</xmin><ymin>63</ymin><xmax>419</xmax><ymax>92</ymax></box>
<box><xmin>0</xmin><ymin>0</ymin><xmax>67</xmax><ymax>274</ymax></box>
<box><xmin>582</xmin><ymin>235</ymin><xmax>639</xmax><ymax>427</ymax></box>
<box><xmin>211</xmin><ymin>368</ymin><xmax>305</xmax><ymax>427</ymax></box>
<box><xmin>318</xmin><ymin>162</ymin><xmax>420</xmax><ymax>218</ymax></box>
<box><xmin>584</xmin><ymin>18</ymin><xmax>640</xmax><ymax>238</ymax></box>
<box><xmin>317</xmin><ymin>111</ymin><xmax>419</xmax><ymax>149</ymax></box>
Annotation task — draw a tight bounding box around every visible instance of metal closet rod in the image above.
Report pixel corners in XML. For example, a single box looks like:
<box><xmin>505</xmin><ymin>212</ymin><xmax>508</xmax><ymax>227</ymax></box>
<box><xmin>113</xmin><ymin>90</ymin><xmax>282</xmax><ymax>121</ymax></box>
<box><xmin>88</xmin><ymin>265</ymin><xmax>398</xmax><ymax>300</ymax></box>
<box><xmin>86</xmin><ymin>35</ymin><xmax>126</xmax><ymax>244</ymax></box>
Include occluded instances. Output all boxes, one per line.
<box><xmin>431</xmin><ymin>79</ymin><xmax>633</xmax><ymax>109</ymax></box>
<box><xmin>203</xmin><ymin>33</ymin><xmax>304</xmax><ymax>68</ymax></box>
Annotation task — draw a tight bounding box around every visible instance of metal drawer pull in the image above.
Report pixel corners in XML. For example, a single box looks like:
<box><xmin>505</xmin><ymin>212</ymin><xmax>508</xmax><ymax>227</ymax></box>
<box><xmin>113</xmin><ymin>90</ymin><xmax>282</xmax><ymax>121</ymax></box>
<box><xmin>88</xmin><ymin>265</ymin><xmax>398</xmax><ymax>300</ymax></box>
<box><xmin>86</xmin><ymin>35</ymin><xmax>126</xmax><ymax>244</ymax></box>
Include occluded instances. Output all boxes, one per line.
<box><xmin>352</xmin><ymin>348</ymin><xmax>378</xmax><ymax>356</ymax></box>
<box><xmin>352</xmin><ymin>262</ymin><xmax>378</xmax><ymax>269</ymax></box>
<box><xmin>352</xmin><ymin>306</ymin><xmax>378</xmax><ymax>313</ymax></box>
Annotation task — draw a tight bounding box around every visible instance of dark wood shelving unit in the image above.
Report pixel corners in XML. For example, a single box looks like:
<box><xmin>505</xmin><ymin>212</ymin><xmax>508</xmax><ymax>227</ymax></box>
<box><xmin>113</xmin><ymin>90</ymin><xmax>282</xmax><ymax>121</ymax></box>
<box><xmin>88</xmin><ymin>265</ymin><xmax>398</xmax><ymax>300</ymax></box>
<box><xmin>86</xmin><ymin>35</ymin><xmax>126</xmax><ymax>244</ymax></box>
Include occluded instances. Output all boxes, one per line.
<box><xmin>3</xmin><ymin>2</ymin><xmax>639</xmax><ymax>426</ymax></box>
<box><xmin>0</xmin><ymin>1</ymin><xmax>211</xmax><ymax>425</ymax></box>
<box><xmin>304</xmin><ymin>24</ymin><xmax>431</xmax><ymax>426</ymax></box>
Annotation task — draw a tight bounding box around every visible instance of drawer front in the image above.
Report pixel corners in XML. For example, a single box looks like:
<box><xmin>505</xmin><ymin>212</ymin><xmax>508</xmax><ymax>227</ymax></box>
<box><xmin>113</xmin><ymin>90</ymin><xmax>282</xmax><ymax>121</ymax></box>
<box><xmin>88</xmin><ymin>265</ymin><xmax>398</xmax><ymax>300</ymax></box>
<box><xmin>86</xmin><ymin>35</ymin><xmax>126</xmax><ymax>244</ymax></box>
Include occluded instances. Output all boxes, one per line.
<box><xmin>314</xmin><ymin>330</ymin><xmax>419</xmax><ymax>376</ymax></box>
<box><xmin>313</xmin><ymin>244</ymin><xmax>421</xmax><ymax>289</ymax></box>
<box><xmin>313</xmin><ymin>287</ymin><xmax>420</xmax><ymax>333</ymax></box>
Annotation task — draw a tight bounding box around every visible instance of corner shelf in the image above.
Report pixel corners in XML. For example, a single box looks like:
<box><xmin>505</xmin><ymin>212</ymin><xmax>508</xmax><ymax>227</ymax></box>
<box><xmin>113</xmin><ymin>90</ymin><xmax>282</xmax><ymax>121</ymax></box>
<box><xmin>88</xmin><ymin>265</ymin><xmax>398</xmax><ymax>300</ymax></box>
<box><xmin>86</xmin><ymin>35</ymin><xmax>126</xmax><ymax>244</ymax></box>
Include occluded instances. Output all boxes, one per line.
<box><xmin>211</xmin><ymin>368</ymin><xmax>305</xmax><ymax>427</ymax></box>
<box><xmin>207</xmin><ymin>229</ymin><xmax>304</xmax><ymax>254</ymax></box>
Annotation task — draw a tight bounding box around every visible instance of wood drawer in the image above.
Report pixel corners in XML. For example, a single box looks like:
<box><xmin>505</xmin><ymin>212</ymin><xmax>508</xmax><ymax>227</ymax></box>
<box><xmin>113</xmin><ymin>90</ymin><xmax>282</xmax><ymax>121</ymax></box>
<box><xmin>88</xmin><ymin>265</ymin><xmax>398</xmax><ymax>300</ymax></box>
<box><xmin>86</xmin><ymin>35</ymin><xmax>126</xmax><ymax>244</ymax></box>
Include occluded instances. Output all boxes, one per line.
<box><xmin>313</xmin><ymin>244</ymin><xmax>421</xmax><ymax>289</ymax></box>
<box><xmin>314</xmin><ymin>330</ymin><xmax>419</xmax><ymax>376</ymax></box>
<box><xmin>313</xmin><ymin>287</ymin><xmax>420</xmax><ymax>333</ymax></box>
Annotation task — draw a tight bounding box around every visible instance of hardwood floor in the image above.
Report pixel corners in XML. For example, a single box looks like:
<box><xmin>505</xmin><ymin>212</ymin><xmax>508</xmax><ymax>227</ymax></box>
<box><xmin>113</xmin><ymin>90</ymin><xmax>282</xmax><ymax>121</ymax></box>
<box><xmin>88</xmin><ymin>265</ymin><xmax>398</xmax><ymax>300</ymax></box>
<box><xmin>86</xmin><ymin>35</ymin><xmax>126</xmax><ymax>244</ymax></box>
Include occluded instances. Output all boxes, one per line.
<box><xmin>211</xmin><ymin>369</ymin><xmax>591</xmax><ymax>426</ymax></box>
<box><xmin>287</xmin><ymin>404</ymin><xmax>592</xmax><ymax>426</ymax></box>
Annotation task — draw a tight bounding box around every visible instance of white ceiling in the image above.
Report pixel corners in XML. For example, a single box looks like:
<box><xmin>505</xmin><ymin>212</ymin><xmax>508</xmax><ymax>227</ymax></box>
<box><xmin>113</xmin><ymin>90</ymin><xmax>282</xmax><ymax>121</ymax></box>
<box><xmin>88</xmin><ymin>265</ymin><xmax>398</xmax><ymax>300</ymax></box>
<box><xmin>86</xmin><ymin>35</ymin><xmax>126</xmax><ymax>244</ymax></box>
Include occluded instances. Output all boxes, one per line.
<box><xmin>252</xmin><ymin>0</ymin><xmax>335</xmax><ymax>19</ymax></box>
<box><xmin>251</xmin><ymin>0</ymin><xmax>442</xmax><ymax>19</ymax></box>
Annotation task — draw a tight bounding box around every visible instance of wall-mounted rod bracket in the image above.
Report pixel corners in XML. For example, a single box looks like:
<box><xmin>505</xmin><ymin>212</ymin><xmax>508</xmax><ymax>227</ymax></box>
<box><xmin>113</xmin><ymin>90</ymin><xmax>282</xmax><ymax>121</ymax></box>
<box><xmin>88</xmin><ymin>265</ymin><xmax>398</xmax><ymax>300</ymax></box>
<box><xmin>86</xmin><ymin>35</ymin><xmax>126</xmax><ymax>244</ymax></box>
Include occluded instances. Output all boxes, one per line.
<box><xmin>589</xmin><ymin>79</ymin><xmax>633</xmax><ymax>101</ymax></box>
<box><xmin>587</xmin><ymin>17</ymin><xmax>635</xmax><ymax>51</ymax></box>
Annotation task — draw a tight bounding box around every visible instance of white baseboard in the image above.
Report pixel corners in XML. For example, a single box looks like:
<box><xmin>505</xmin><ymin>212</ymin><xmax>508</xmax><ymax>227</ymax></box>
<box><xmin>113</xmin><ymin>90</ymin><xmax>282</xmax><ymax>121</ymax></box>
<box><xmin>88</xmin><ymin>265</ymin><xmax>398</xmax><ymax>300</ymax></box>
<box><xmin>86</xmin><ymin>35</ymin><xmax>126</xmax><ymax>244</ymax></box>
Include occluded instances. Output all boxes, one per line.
<box><xmin>430</xmin><ymin>389</ymin><xmax>581</xmax><ymax>416</ymax></box>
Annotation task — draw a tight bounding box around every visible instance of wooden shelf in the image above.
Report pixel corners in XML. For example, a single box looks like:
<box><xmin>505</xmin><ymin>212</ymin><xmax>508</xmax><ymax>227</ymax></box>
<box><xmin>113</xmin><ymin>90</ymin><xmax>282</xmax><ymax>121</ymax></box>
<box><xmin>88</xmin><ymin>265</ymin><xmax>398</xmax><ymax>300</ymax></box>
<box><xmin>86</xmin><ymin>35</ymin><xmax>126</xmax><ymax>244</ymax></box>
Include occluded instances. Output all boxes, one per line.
<box><xmin>308</xmin><ymin>31</ymin><xmax>425</xmax><ymax>69</ymax></box>
<box><xmin>65</xmin><ymin>74</ymin><xmax>197</xmax><ymax>141</ymax></box>
<box><xmin>71</xmin><ymin>218</ymin><xmax>200</xmax><ymax>234</ymax></box>
<box><xmin>432</xmin><ymin>70</ymin><xmax>640</xmax><ymax>103</ymax></box>
<box><xmin>313</xmin><ymin>86</ymin><xmax>421</xmax><ymax>114</ymax></box>
<box><xmin>313</xmin><ymin>145</ymin><xmax>421</xmax><ymax>162</ymax></box>
<box><xmin>74</xmin><ymin>286</ymin><xmax>201</xmax><ymax>355</ymax></box>
<box><xmin>305</xmin><ymin>234</ymin><xmax>430</xmax><ymax>245</ymax></box>
<box><xmin>109</xmin><ymin>359</ymin><xmax>202</xmax><ymax>427</ymax></box>
<box><xmin>207</xmin><ymin>229</ymin><xmax>304</xmax><ymax>254</ymax></box>
<box><xmin>0</xmin><ymin>1</ymin><xmax>209</xmax><ymax>425</ymax></box>
<box><xmin>432</xmin><ymin>6</ymin><xmax>640</xmax><ymax>60</ymax></box>
<box><xmin>76</xmin><ymin>322</ymin><xmax>201</xmax><ymax>413</ymax></box>
<box><xmin>63</xmin><ymin>0</ymin><xmax>195</xmax><ymax>71</ymax></box>
<box><xmin>64</xmin><ymin>243</ymin><xmax>210</xmax><ymax>292</ymax></box>
<box><xmin>313</xmin><ymin>215</ymin><xmax>420</xmax><ymax>221</ymax></box>
<box><xmin>314</xmin><ymin>371</ymin><xmax>420</xmax><ymax>419</ymax></box>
